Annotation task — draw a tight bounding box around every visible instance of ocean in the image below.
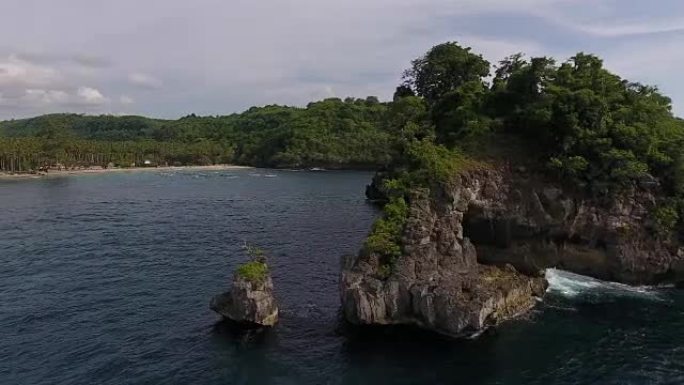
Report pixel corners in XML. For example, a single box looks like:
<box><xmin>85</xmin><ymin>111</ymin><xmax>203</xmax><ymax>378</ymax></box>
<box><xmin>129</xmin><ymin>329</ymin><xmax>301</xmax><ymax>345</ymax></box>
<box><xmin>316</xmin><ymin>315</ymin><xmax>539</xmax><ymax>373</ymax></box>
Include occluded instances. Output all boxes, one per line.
<box><xmin>1</xmin><ymin>169</ymin><xmax>682</xmax><ymax>385</ymax></box>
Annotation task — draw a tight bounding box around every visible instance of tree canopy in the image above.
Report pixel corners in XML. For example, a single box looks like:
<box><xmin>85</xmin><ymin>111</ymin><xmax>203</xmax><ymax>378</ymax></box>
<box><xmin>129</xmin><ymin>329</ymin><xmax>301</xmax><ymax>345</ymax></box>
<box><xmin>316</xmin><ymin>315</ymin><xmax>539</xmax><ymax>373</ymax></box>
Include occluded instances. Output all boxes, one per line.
<box><xmin>392</xmin><ymin>43</ymin><xmax>684</xmax><ymax>197</ymax></box>
<box><xmin>0</xmin><ymin>97</ymin><xmax>394</xmax><ymax>171</ymax></box>
<box><xmin>364</xmin><ymin>41</ymin><xmax>684</xmax><ymax>267</ymax></box>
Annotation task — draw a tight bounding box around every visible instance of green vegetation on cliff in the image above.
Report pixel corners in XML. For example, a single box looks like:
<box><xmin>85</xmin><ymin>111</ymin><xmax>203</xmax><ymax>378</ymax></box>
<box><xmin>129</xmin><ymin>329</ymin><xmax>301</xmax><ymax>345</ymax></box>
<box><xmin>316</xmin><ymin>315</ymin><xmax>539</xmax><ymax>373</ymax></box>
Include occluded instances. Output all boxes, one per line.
<box><xmin>363</xmin><ymin>196</ymin><xmax>408</xmax><ymax>278</ymax></box>
<box><xmin>236</xmin><ymin>243</ymin><xmax>270</xmax><ymax>284</ymax></box>
<box><xmin>364</xmin><ymin>41</ymin><xmax>684</xmax><ymax>274</ymax></box>
<box><xmin>395</xmin><ymin>42</ymin><xmax>684</xmax><ymax>197</ymax></box>
<box><xmin>236</xmin><ymin>261</ymin><xmax>269</xmax><ymax>284</ymax></box>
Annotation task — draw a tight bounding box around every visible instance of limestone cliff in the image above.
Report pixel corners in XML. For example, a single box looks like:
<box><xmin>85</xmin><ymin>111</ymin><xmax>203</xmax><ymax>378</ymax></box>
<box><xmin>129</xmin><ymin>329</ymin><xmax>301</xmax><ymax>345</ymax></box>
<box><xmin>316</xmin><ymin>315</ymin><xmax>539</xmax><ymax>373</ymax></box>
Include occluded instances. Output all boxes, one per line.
<box><xmin>458</xmin><ymin>167</ymin><xmax>684</xmax><ymax>285</ymax></box>
<box><xmin>211</xmin><ymin>272</ymin><xmax>279</xmax><ymax>327</ymax></box>
<box><xmin>341</xmin><ymin>166</ymin><xmax>684</xmax><ymax>337</ymax></box>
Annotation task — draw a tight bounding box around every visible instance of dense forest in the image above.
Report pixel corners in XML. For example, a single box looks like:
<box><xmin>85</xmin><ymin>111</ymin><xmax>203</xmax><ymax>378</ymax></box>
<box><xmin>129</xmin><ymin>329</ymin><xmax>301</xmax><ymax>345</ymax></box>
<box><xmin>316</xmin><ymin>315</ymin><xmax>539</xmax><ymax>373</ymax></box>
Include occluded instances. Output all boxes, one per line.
<box><xmin>386</xmin><ymin>43</ymin><xmax>684</xmax><ymax>191</ymax></box>
<box><xmin>362</xmin><ymin>42</ymin><xmax>684</xmax><ymax>269</ymax></box>
<box><xmin>0</xmin><ymin>97</ymin><xmax>393</xmax><ymax>171</ymax></box>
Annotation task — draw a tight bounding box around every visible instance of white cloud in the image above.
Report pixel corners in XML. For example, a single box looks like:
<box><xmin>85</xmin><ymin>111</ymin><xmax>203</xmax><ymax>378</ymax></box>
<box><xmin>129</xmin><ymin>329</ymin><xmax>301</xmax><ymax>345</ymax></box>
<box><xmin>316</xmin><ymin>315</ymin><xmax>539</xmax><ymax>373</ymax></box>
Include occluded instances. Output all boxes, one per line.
<box><xmin>128</xmin><ymin>72</ymin><xmax>162</xmax><ymax>89</ymax></box>
<box><xmin>77</xmin><ymin>87</ymin><xmax>107</xmax><ymax>104</ymax></box>
<box><xmin>0</xmin><ymin>55</ymin><xmax>60</xmax><ymax>88</ymax></box>
<box><xmin>0</xmin><ymin>0</ymin><xmax>682</xmax><ymax>118</ymax></box>
<box><xmin>23</xmin><ymin>89</ymin><xmax>70</xmax><ymax>104</ymax></box>
<box><xmin>16</xmin><ymin>87</ymin><xmax>109</xmax><ymax>108</ymax></box>
<box><xmin>0</xmin><ymin>54</ymin><xmax>115</xmax><ymax>115</ymax></box>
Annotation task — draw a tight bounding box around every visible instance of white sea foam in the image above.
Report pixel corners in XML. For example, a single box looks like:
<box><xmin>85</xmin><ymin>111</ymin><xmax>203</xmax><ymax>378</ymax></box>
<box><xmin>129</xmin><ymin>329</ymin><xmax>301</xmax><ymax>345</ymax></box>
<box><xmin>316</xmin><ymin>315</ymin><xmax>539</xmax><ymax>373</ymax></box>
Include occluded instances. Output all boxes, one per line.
<box><xmin>545</xmin><ymin>268</ymin><xmax>663</xmax><ymax>301</ymax></box>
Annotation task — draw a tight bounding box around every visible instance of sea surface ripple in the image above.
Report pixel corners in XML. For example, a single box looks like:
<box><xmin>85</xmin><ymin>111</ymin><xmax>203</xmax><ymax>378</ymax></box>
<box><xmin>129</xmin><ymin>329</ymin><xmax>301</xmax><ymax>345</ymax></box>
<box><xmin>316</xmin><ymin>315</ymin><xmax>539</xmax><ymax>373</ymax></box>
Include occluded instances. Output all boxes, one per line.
<box><xmin>1</xmin><ymin>169</ymin><xmax>682</xmax><ymax>385</ymax></box>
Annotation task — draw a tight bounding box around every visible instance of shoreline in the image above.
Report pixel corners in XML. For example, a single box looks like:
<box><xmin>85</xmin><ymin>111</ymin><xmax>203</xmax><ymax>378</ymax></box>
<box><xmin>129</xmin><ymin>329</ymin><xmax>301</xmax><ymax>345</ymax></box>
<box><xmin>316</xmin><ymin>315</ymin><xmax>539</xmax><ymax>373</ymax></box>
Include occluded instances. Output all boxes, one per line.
<box><xmin>0</xmin><ymin>164</ymin><xmax>253</xmax><ymax>180</ymax></box>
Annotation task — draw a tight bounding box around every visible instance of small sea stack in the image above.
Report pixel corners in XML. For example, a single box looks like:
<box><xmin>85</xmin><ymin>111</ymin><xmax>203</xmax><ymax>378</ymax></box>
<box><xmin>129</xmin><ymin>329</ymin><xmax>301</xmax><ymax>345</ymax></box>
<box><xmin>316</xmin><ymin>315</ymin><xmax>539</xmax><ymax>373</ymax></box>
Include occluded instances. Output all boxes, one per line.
<box><xmin>210</xmin><ymin>260</ymin><xmax>279</xmax><ymax>327</ymax></box>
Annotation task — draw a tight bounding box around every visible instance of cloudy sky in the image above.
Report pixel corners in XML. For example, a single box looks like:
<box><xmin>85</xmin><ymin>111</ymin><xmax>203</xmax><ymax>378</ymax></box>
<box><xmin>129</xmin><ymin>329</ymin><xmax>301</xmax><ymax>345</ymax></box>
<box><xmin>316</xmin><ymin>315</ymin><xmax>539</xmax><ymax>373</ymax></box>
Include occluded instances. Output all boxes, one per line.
<box><xmin>0</xmin><ymin>0</ymin><xmax>683</xmax><ymax>119</ymax></box>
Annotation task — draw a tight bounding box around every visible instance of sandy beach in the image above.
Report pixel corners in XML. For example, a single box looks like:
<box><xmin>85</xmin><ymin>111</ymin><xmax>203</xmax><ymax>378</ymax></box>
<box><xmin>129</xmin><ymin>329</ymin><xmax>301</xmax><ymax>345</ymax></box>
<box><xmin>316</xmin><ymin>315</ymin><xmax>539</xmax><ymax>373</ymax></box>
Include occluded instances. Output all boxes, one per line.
<box><xmin>0</xmin><ymin>165</ymin><xmax>253</xmax><ymax>180</ymax></box>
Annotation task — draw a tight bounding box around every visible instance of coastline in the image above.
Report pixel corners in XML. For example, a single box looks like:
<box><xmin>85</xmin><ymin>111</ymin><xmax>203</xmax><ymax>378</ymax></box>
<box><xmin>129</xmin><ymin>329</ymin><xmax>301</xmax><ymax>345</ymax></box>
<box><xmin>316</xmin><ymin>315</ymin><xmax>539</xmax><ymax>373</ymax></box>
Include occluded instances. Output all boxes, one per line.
<box><xmin>0</xmin><ymin>164</ymin><xmax>253</xmax><ymax>180</ymax></box>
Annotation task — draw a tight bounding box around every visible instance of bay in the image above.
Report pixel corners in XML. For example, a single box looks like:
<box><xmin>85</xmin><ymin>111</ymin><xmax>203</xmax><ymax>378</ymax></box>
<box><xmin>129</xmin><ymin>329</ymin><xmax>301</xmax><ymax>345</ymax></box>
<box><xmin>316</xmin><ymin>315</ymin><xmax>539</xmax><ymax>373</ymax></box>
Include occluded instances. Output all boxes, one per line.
<box><xmin>1</xmin><ymin>169</ymin><xmax>682</xmax><ymax>385</ymax></box>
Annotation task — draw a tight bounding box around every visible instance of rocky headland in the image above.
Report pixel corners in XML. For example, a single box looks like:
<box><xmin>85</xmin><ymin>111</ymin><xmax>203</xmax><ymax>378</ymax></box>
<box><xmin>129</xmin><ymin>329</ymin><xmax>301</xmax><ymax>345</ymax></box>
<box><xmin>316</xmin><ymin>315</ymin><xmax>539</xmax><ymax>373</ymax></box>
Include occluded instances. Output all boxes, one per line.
<box><xmin>342</xmin><ymin>165</ymin><xmax>684</xmax><ymax>337</ymax></box>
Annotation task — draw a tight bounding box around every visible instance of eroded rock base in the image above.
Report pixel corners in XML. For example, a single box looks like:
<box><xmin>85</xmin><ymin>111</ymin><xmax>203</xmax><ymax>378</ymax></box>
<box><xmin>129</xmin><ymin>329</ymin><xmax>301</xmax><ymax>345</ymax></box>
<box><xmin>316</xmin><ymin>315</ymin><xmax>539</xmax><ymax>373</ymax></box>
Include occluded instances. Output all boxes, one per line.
<box><xmin>211</xmin><ymin>275</ymin><xmax>279</xmax><ymax>327</ymax></box>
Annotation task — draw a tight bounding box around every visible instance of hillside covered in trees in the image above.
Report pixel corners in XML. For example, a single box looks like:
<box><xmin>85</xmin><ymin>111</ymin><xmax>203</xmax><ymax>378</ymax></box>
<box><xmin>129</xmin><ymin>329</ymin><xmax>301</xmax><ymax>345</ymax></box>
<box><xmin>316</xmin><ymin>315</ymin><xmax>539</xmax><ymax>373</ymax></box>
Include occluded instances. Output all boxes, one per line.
<box><xmin>387</xmin><ymin>43</ymin><xmax>684</xmax><ymax>191</ymax></box>
<box><xmin>362</xmin><ymin>42</ymin><xmax>684</xmax><ymax>264</ymax></box>
<box><xmin>0</xmin><ymin>97</ymin><xmax>393</xmax><ymax>171</ymax></box>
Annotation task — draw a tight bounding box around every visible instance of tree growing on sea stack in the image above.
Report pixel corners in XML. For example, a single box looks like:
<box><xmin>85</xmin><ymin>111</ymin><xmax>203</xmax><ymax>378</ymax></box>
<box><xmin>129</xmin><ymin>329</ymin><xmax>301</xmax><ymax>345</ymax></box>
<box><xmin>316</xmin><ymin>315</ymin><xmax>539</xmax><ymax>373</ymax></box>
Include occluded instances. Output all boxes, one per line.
<box><xmin>210</xmin><ymin>244</ymin><xmax>279</xmax><ymax>327</ymax></box>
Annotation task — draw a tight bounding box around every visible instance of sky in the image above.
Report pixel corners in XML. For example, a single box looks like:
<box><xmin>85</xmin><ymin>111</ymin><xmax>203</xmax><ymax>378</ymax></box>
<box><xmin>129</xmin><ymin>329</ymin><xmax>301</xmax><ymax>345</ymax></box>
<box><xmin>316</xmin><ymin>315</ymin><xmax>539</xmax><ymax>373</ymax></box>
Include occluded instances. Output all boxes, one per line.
<box><xmin>0</xmin><ymin>0</ymin><xmax>683</xmax><ymax>119</ymax></box>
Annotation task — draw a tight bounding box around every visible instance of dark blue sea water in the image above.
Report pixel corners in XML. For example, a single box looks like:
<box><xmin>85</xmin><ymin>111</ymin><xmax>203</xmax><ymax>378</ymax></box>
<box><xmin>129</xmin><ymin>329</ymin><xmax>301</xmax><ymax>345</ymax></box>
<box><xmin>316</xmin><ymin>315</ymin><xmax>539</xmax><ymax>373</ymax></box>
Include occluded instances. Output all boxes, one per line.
<box><xmin>1</xmin><ymin>169</ymin><xmax>682</xmax><ymax>385</ymax></box>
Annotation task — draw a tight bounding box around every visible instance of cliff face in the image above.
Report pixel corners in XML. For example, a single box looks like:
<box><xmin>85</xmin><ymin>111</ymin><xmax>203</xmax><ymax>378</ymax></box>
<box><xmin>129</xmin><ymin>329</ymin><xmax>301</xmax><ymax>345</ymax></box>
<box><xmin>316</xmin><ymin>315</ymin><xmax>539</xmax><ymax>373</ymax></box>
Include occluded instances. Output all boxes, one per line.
<box><xmin>459</xmin><ymin>167</ymin><xmax>684</xmax><ymax>285</ymax></box>
<box><xmin>210</xmin><ymin>274</ymin><xmax>279</xmax><ymax>327</ymax></box>
<box><xmin>341</xmin><ymin>166</ymin><xmax>684</xmax><ymax>337</ymax></box>
<box><xmin>342</xmin><ymin>169</ymin><xmax>548</xmax><ymax>337</ymax></box>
